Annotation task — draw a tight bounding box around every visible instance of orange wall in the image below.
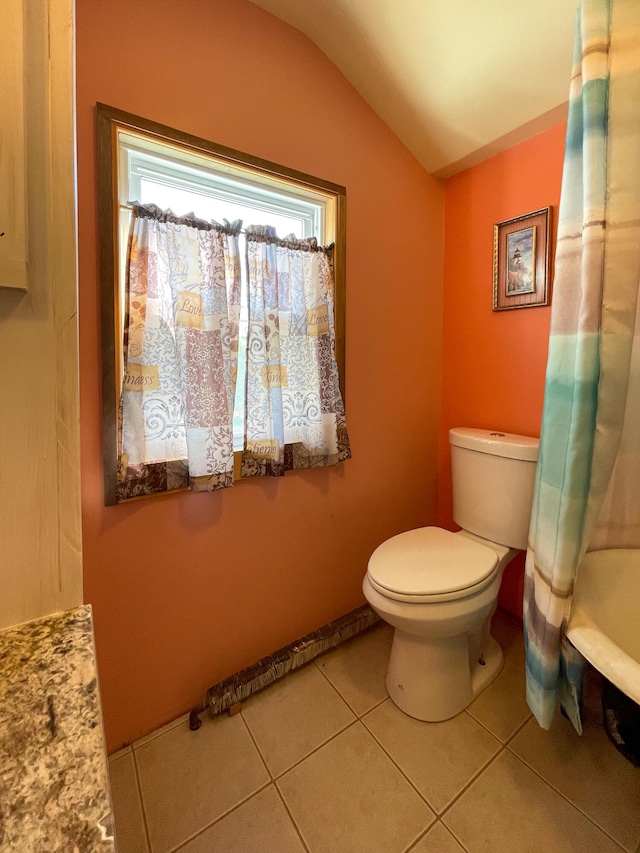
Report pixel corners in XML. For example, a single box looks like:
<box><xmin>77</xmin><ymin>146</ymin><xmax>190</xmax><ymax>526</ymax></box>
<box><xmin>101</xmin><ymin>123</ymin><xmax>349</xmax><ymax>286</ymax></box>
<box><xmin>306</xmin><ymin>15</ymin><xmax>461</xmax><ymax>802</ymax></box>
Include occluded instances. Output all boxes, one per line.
<box><xmin>438</xmin><ymin>122</ymin><xmax>567</xmax><ymax>616</ymax></box>
<box><xmin>76</xmin><ymin>0</ymin><xmax>444</xmax><ymax>752</ymax></box>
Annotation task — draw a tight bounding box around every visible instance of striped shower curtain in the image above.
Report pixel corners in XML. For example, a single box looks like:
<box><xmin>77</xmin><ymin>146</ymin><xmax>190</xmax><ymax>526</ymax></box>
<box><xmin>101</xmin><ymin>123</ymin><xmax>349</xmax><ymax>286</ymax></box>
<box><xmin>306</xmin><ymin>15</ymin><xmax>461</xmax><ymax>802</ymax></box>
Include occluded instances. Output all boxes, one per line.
<box><xmin>524</xmin><ymin>0</ymin><xmax>640</xmax><ymax>732</ymax></box>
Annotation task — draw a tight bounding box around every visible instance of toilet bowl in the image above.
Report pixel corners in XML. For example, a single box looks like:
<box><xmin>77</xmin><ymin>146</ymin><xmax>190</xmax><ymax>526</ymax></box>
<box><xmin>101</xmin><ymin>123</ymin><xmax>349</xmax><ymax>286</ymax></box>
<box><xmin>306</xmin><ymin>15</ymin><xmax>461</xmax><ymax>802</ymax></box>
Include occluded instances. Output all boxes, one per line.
<box><xmin>363</xmin><ymin>428</ymin><xmax>538</xmax><ymax>722</ymax></box>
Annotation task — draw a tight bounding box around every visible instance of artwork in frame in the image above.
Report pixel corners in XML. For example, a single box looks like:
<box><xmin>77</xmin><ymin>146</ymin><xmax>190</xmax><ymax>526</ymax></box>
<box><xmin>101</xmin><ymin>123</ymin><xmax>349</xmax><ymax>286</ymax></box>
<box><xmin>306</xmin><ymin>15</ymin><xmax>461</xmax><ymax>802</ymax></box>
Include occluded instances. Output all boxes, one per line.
<box><xmin>493</xmin><ymin>207</ymin><xmax>552</xmax><ymax>311</ymax></box>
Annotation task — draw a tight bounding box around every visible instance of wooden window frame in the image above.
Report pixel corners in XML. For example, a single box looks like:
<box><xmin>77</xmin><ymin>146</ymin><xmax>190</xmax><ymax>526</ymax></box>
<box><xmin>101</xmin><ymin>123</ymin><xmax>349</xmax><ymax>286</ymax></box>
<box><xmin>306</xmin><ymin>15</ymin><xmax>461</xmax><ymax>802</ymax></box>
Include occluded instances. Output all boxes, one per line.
<box><xmin>96</xmin><ymin>103</ymin><xmax>347</xmax><ymax>506</ymax></box>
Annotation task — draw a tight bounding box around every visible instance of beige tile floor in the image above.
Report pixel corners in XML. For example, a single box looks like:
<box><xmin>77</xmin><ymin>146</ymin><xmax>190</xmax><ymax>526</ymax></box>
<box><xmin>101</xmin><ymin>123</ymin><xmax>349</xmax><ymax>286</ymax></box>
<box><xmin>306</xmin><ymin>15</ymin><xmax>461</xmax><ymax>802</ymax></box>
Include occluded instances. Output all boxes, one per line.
<box><xmin>108</xmin><ymin>612</ymin><xmax>640</xmax><ymax>853</ymax></box>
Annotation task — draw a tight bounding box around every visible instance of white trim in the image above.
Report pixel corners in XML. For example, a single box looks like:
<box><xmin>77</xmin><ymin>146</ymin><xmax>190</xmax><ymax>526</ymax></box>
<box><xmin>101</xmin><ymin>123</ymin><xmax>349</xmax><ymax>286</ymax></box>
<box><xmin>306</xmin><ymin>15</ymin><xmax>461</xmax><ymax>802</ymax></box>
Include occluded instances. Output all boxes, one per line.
<box><xmin>118</xmin><ymin>131</ymin><xmax>328</xmax><ymax>239</ymax></box>
<box><xmin>0</xmin><ymin>0</ymin><xmax>82</xmax><ymax>627</ymax></box>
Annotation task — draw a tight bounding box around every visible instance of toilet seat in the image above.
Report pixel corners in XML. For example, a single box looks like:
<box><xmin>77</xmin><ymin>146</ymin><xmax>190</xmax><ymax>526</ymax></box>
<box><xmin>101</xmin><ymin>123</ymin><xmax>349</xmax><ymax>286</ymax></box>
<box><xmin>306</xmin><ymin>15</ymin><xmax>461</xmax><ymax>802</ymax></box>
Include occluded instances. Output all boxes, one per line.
<box><xmin>367</xmin><ymin>527</ymin><xmax>499</xmax><ymax>603</ymax></box>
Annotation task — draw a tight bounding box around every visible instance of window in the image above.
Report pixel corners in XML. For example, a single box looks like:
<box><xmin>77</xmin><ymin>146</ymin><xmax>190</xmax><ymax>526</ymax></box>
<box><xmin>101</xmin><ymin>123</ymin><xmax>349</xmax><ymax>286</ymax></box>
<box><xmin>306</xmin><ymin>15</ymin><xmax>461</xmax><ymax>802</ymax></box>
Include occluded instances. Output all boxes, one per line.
<box><xmin>97</xmin><ymin>104</ymin><xmax>347</xmax><ymax>504</ymax></box>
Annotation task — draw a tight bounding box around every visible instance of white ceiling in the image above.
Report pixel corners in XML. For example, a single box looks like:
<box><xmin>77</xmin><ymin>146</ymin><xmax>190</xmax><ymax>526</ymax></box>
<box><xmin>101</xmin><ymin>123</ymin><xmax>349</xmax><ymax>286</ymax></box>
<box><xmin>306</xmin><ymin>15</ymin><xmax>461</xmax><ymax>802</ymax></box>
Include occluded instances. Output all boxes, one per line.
<box><xmin>249</xmin><ymin>0</ymin><xmax>577</xmax><ymax>177</ymax></box>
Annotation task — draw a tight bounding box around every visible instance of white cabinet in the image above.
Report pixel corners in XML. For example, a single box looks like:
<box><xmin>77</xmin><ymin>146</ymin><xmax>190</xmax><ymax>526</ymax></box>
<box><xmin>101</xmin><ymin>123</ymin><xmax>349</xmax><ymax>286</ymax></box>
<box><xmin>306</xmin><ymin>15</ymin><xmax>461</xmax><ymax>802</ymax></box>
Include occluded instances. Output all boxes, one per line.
<box><xmin>0</xmin><ymin>0</ymin><xmax>82</xmax><ymax>628</ymax></box>
<box><xmin>0</xmin><ymin>0</ymin><xmax>28</xmax><ymax>290</ymax></box>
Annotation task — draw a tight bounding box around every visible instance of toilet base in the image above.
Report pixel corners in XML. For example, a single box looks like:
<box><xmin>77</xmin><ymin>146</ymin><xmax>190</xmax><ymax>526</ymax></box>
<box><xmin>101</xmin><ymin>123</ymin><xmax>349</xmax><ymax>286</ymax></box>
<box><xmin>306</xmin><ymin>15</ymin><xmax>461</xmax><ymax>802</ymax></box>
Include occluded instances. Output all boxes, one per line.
<box><xmin>386</xmin><ymin>624</ymin><xmax>504</xmax><ymax>721</ymax></box>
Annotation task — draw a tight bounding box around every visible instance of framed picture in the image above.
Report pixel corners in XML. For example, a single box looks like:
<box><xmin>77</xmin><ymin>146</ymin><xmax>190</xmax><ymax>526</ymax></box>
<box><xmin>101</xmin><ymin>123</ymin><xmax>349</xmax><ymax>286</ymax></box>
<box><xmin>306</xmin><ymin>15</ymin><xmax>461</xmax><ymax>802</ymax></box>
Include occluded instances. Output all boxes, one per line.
<box><xmin>493</xmin><ymin>207</ymin><xmax>552</xmax><ymax>311</ymax></box>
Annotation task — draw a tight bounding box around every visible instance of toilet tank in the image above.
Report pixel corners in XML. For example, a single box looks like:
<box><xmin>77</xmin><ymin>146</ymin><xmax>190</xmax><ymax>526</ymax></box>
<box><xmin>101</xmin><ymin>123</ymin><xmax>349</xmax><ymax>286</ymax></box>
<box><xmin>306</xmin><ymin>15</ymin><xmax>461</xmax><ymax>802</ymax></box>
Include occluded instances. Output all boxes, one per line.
<box><xmin>450</xmin><ymin>428</ymin><xmax>539</xmax><ymax>550</ymax></box>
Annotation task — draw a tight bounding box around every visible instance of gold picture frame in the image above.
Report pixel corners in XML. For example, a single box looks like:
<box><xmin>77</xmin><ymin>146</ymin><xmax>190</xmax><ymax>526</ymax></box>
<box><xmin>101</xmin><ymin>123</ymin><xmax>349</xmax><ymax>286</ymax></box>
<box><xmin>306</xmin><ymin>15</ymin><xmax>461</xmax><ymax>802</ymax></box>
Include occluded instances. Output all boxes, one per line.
<box><xmin>493</xmin><ymin>207</ymin><xmax>552</xmax><ymax>311</ymax></box>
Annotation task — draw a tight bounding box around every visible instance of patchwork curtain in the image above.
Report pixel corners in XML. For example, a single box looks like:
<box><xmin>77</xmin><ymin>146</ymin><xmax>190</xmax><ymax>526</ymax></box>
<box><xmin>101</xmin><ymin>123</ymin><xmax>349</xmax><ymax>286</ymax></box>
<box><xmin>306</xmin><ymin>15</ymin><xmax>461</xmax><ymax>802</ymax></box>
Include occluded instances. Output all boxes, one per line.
<box><xmin>117</xmin><ymin>208</ymin><xmax>350</xmax><ymax>501</ymax></box>
<box><xmin>524</xmin><ymin>0</ymin><xmax>640</xmax><ymax>731</ymax></box>
<box><xmin>118</xmin><ymin>204</ymin><xmax>242</xmax><ymax>499</ymax></box>
<box><xmin>241</xmin><ymin>226</ymin><xmax>351</xmax><ymax>476</ymax></box>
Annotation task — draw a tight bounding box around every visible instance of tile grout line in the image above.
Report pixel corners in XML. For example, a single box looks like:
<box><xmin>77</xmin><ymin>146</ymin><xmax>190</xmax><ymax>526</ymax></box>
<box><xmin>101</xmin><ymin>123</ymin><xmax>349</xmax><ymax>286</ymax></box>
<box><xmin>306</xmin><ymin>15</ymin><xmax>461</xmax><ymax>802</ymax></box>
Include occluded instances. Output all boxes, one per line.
<box><xmin>215</xmin><ymin>645</ymin><xmax>389</xmax><ymax>784</ymax></box>
<box><xmin>402</xmin><ymin>818</ymin><xmax>473</xmax><ymax>853</ymax></box>
<box><xmin>272</xmin><ymin>780</ymin><xmax>313</xmax><ymax>853</ymax></box>
<box><xmin>504</xmin><ymin>746</ymin><xmax>630</xmax><ymax>852</ymax></box>
<box><xmin>240</xmin><ymin>702</ymin><xmax>342</xmax><ymax>850</ymax></box>
<box><xmin>167</xmin><ymin>779</ymin><xmax>274</xmax><ymax>853</ymax></box>
<box><xmin>359</xmin><ymin>707</ymin><xmax>442</xmax><ymax>817</ymax></box>
<box><xmin>270</xmin><ymin>716</ymin><xmax>360</xmax><ymax>782</ymax></box>
<box><xmin>464</xmin><ymin>704</ymin><xmax>533</xmax><ymax>748</ymax></box>
<box><xmin>238</xmin><ymin>709</ymin><xmax>275</xmax><ymax>782</ymax></box>
<box><xmin>130</xmin><ymin>744</ymin><xmax>154</xmax><ymax>853</ymax></box>
<box><xmin>437</xmin><ymin>743</ymin><xmax>507</xmax><ymax>822</ymax></box>
<box><xmin>237</xmin><ymin>660</ymin><xmax>366</xmax><ymax>782</ymax></box>
<box><xmin>443</xmin><ymin>819</ymin><xmax>474</xmax><ymax>853</ymax></box>
<box><xmin>318</xmin><ymin>625</ymin><xmax>531</xmax><ymax>825</ymax></box>
<box><xmin>312</xmin><ymin>627</ymin><xmax>403</xmax><ymax>725</ymax></box>
<box><xmin>357</xmin><ymin>692</ymin><xmax>390</xmax><ymax>718</ymax></box>
<box><xmin>373</xmin><ymin>624</ymin><xmax>394</xmax><ymax>646</ymax></box>
<box><xmin>311</xmin><ymin>645</ymin><xmax>391</xmax><ymax>720</ymax></box>
<box><xmin>310</xmin><ymin>655</ymin><xmax>364</xmax><ymax>717</ymax></box>
<box><xmin>132</xmin><ymin>713</ymin><xmax>190</xmax><ymax>752</ymax></box>
<box><xmin>166</xmin><ymin>711</ymin><xmax>281</xmax><ymax>848</ymax></box>
<box><xmin>133</xmin><ymin>710</ymin><xmax>274</xmax><ymax>853</ymax></box>
<box><xmin>359</xmin><ymin>702</ymin><xmax>516</xmax><ymax>822</ymax></box>
<box><xmin>501</xmin><ymin>711</ymin><xmax>533</xmax><ymax>747</ymax></box>
<box><xmin>400</xmin><ymin>820</ymin><xmax>436</xmax><ymax>853</ymax></box>
<box><xmin>335</xmin><ymin>715</ymin><xmax>440</xmax><ymax>849</ymax></box>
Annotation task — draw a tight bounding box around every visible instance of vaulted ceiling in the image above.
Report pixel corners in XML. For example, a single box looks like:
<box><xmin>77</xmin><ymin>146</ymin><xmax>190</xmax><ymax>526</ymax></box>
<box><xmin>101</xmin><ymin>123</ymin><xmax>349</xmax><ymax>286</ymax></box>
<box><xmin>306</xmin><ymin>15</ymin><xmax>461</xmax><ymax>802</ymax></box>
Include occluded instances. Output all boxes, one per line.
<box><xmin>249</xmin><ymin>0</ymin><xmax>577</xmax><ymax>176</ymax></box>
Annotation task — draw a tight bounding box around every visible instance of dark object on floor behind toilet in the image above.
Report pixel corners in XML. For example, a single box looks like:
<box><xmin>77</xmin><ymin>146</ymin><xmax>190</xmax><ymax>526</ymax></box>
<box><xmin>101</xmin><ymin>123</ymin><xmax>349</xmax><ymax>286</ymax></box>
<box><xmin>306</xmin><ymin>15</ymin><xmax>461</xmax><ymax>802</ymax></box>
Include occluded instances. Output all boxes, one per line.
<box><xmin>601</xmin><ymin>677</ymin><xmax>640</xmax><ymax>767</ymax></box>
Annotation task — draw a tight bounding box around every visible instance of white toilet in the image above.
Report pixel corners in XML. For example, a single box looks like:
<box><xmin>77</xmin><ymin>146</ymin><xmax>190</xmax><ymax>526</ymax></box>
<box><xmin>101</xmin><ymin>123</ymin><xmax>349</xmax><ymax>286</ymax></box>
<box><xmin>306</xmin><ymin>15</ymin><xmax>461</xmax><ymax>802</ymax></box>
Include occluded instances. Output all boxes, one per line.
<box><xmin>363</xmin><ymin>427</ymin><xmax>539</xmax><ymax>722</ymax></box>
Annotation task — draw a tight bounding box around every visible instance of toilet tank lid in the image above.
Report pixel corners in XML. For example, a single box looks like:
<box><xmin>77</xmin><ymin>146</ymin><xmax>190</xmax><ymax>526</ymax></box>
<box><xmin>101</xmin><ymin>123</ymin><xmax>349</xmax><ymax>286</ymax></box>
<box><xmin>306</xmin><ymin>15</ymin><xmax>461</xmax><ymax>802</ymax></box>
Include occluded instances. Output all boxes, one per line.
<box><xmin>449</xmin><ymin>427</ymin><xmax>539</xmax><ymax>461</ymax></box>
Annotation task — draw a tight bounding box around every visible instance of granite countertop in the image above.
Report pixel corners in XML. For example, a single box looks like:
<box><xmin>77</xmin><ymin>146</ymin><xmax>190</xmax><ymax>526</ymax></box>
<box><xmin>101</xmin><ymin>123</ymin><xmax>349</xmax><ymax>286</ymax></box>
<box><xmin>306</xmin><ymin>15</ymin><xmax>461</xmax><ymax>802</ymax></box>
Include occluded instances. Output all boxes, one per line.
<box><xmin>0</xmin><ymin>605</ymin><xmax>115</xmax><ymax>851</ymax></box>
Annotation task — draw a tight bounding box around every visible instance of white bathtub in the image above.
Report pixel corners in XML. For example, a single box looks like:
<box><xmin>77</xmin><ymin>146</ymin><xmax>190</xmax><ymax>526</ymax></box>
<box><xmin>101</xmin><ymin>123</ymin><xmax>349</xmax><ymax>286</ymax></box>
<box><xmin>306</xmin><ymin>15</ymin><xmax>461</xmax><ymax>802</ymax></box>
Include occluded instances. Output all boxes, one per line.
<box><xmin>567</xmin><ymin>549</ymin><xmax>640</xmax><ymax>705</ymax></box>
